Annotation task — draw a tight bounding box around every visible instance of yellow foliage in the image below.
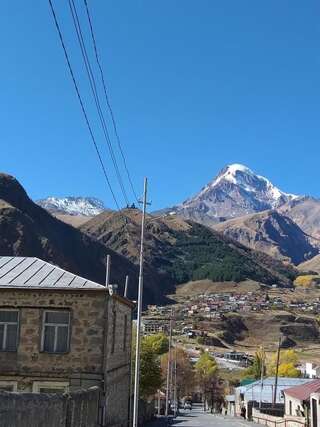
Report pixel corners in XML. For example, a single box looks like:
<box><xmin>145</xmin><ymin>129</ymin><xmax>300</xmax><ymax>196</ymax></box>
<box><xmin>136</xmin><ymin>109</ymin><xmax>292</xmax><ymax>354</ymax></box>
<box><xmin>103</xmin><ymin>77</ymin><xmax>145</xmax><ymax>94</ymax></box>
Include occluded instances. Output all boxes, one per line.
<box><xmin>268</xmin><ymin>350</ymin><xmax>300</xmax><ymax>376</ymax></box>
<box><xmin>277</xmin><ymin>363</ymin><xmax>300</xmax><ymax>378</ymax></box>
<box><xmin>294</xmin><ymin>275</ymin><xmax>320</xmax><ymax>288</ymax></box>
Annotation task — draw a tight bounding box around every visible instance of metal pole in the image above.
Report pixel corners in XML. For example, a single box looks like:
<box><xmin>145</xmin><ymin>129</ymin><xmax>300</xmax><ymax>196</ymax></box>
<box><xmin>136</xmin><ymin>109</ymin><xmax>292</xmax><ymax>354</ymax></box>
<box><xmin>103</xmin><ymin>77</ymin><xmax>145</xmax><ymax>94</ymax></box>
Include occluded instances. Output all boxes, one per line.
<box><xmin>259</xmin><ymin>347</ymin><xmax>265</xmax><ymax>410</ymax></box>
<box><xmin>273</xmin><ymin>336</ymin><xmax>282</xmax><ymax>408</ymax></box>
<box><xmin>174</xmin><ymin>344</ymin><xmax>177</xmax><ymax>417</ymax></box>
<box><xmin>124</xmin><ymin>275</ymin><xmax>129</xmax><ymax>298</ymax></box>
<box><xmin>165</xmin><ymin>316</ymin><xmax>173</xmax><ymax>417</ymax></box>
<box><xmin>106</xmin><ymin>254</ymin><xmax>111</xmax><ymax>286</ymax></box>
<box><xmin>132</xmin><ymin>178</ymin><xmax>148</xmax><ymax>427</ymax></box>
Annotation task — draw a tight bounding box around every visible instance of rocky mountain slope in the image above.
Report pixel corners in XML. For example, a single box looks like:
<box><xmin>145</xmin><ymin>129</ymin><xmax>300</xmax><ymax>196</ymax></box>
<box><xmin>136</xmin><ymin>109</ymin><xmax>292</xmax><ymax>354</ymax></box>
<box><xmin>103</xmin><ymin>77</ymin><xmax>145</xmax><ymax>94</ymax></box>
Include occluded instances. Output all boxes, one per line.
<box><xmin>299</xmin><ymin>254</ymin><xmax>320</xmax><ymax>274</ymax></box>
<box><xmin>80</xmin><ymin>209</ymin><xmax>297</xmax><ymax>288</ymax></box>
<box><xmin>214</xmin><ymin>210</ymin><xmax>319</xmax><ymax>265</ymax></box>
<box><xmin>164</xmin><ymin>164</ymin><xmax>297</xmax><ymax>226</ymax></box>
<box><xmin>278</xmin><ymin>197</ymin><xmax>320</xmax><ymax>240</ymax></box>
<box><xmin>37</xmin><ymin>196</ymin><xmax>106</xmax><ymax>216</ymax></box>
<box><xmin>0</xmin><ymin>174</ymin><xmax>170</xmax><ymax>304</ymax></box>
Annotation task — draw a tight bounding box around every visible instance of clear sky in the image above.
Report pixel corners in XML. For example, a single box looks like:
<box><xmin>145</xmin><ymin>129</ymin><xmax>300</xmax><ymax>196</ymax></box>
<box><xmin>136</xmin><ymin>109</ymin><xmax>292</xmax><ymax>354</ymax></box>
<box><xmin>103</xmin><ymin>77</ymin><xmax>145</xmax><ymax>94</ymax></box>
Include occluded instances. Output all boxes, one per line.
<box><xmin>1</xmin><ymin>1</ymin><xmax>319</xmax><ymax>210</ymax></box>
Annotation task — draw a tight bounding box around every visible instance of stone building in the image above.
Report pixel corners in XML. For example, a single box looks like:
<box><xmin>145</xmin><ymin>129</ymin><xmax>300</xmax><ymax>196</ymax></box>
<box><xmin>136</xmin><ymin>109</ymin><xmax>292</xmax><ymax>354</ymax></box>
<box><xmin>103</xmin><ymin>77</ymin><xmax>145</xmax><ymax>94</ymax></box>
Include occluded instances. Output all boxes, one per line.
<box><xmin>0</xmin><ymin>256</ymin><xmax>134</xmax><ymax>427</ymax></box>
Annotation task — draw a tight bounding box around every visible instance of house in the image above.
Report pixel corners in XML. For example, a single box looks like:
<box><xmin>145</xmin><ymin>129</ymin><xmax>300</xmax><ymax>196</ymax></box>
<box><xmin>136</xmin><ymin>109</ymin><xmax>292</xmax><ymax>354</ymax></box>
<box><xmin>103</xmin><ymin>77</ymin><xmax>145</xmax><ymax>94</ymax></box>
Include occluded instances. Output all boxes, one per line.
<box><xmin>0</xmin><ymin>256</ymin><xmax>134</xmax><ymax>427</ymax></box>
<box><xmin>284</xmin><ymin>379</ymin><xmax>320</xmax><ymax>424</ymax></box>
<box><xmin>306</xmin><ymin>363</ymin><xmax>320</xmax><ymax>379</ymax></box>
<box><xmin>235</xmin><ymin>377</ymin><xmax>312</xmax><ymax>419</ymax></box>
<box><xmin>141</xmin><ymin>318</ymin><xmax>168</xmax><ymax>335</ymax></box>
<box><xmin>310</xmin><ymin>392</ymin><xmax>320</xmax><ymax>427</ymax></box>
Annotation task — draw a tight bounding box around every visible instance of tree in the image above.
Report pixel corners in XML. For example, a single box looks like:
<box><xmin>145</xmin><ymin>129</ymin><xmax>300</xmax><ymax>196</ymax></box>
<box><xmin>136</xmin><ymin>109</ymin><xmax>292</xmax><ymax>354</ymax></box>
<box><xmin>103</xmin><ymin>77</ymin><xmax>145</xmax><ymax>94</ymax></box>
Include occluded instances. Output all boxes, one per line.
<box><xmin>195</xmin><ymin>353</ymin><xmax>223</xmax><ymax>412</ymax></box>
<box><xmin>268</xmin><ymin>349</ymin><xmax>300</xmax><ymax>378</ymax></box>
<box><xmin>142</xmin><ymin>333</ymin><xmax>169</xmax><ymax>355</ymax></box>
<box><xmin>243</xmin><ymin>348</ymin><xmax>266</xmax><ymax>380</ymax></box>
<box><xmin>161</xmin><ymin>347</ymin><xmax>195</xmax><ymax>398</ymax></box>
<box><xmin>140</xmin><ymin>345</ymin><xmax>163</xmax><ymax>398</ymax></box>
<box><xmin>131</xmin><ymin>329</ymin><xmax>163</xmax><ymax>399</ymax></box>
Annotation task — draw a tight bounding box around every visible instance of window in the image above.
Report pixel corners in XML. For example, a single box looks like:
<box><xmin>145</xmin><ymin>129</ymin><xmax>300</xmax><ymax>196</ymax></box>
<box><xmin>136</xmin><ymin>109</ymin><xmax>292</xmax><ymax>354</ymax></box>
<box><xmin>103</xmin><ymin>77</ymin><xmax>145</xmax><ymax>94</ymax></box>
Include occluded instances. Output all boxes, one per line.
<box><xmin>0</xmin><ymin>381</ymin><xmax>18</xmax><ymax>392</ymax></box>
<box><xmin>111</xmin><ymin>310</ymin><xmax>117</xmax><ymax>354</ymax></box>
<box><xmin>289</xmin><ymin>400</ymin><xmax>292</xmax><ymax>416</ymax></box>
<box><xmin>0</xmin><ymin>310</ymin><xmax>19</xmax><ymax>352</ymax></box>
<box><xmin>33</xmin><ymin>381</ymin><xmax>69</xmax><ymax>394</ymax></box>
<box><xmin>123</xmin><ymin>314</ymin><xmax>128</xmax><ymax>352</ymax></box>
<box><xmin>42</xmin><ymin>311</ymin><xmax>70</xmax><ymax>353</ymax></box>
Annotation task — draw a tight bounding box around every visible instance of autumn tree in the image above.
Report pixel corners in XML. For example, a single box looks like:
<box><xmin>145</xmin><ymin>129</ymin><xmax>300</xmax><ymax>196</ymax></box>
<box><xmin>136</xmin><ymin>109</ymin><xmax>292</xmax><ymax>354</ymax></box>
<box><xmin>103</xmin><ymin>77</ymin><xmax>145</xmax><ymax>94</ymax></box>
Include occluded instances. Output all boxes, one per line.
<box><xmin>161</xmin><ymin>347</ymin><xmax>195</xmax><ymax>399</ymax></box>
<box><xmin>195</xmin><ymin>352</ymin><xmax>223</xmax><ymax>412</ymax></box>
<box><xmin>268</xmin><ymin>349</ymin><xmax>300</xmax><ymax>378</ymax></box>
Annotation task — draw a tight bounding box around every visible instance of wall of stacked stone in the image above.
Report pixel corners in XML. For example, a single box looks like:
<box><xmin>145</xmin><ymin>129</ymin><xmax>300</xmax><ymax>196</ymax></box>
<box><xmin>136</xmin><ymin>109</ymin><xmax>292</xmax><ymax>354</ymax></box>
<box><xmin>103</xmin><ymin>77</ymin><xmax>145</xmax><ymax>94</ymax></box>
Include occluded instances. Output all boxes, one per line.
<box><xmin>0</xmin><ymin>387</ymin><xmax>100</xmax><ymax>427</ymax></box>
<box><xmin>0</xmin><ymin>289</ymin><xmax>107</xmax><ymax>390</ymax></box>
<box><xmin>105</xmin><ymin>297</ymin><xmax>132</xmax><ymax>427</ymax></box>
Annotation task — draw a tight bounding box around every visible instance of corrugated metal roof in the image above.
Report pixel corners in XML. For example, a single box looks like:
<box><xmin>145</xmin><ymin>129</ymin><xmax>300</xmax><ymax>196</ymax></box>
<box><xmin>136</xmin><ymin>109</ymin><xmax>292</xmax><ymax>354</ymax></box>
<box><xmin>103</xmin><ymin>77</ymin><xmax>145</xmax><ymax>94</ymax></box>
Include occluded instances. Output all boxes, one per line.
<box><xmin>284</xmin><ymin>379</ymin><xmax>320</xmax><ymax>401</ymax></box>
<box><xmin>0</xmin><ymin>256</ymin><xmax>105</xmax><ymax>290</ymax></box>
<box><xmin>236</xmin><ymin>377</ymin><xmax>313</xmax><ymax>404</ymax></box>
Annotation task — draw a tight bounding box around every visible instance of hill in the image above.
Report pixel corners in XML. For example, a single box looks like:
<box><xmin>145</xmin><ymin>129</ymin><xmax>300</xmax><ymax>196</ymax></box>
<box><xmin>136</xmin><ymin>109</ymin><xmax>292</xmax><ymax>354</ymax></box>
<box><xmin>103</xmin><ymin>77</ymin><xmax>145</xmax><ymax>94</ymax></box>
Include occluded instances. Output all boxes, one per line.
<box><xmin>213</xmin><ymin>210</ymin><xmax>319</xmax><ymax>265</ymax></box>
<box><xmin>299</xmin><ymin>254</ymin><xmax>320</xmax><ymax>274</ymax></box>
<box><xmin>0</xmin><ymin>173</ymin><xmax>169</xmax><ymax>304</ymax></box>
<box><xmin>278</xmin><ymin>197</ymin><xmax>320</xmax><ymax>240</ymax></box>
<box><xmin>81</xmin><ymin>209</ymin><xmax>297</xmax><ymax>288</ymax></box>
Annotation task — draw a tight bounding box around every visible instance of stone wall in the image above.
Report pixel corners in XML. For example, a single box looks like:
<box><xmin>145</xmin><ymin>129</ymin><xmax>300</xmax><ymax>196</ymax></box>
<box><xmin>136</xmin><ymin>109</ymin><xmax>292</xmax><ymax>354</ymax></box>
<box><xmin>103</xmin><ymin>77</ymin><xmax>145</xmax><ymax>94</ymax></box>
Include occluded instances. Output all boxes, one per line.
<box><xmin>0</xmin><ymin>387</ymin><xmax>100</xmax><ymax>427</ymax></box>
<box><xmin>0</xmin><ymin>288</ymin><xmax>107</xmax><ymax>391</ymax></box>
<box><xmin>105</xmin><ymin>296</ymin><xmax>132</xmax><ymax>427</ymax></box>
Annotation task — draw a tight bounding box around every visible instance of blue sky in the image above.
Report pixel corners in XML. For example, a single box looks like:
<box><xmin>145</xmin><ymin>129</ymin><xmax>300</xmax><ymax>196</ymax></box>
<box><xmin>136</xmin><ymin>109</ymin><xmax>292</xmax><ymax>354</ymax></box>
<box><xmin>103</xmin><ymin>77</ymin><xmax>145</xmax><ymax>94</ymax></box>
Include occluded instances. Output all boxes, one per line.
<box><xmin>1</xmin><ymin>1</ymin><xmax>319</xmax><ymax>210</ymax></box>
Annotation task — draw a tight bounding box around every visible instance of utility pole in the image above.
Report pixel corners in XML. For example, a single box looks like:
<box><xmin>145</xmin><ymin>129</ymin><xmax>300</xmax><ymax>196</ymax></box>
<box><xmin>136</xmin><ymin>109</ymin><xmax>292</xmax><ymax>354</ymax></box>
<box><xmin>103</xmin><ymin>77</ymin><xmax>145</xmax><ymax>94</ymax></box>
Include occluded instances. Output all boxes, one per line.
<box><xmin>124</xmin><ymin>275</ymin><xmax>129</xmax><ymax>298</ymax></box>
<box><xmin>273</xmin><ymin>336</ymin><xmax>282</xmax><ymax>408</ymax></box>
<box><xmin>165</xmin><ymin>315</ymin><xmax>173</xmax><ymax>418</ymax></box>
<box><xmin>174</xmin><ymin>343</ymin><xmax>177</xmax><ymax>417</ymax></box>
<box><xmin>259</xmin><ymin>346</ymin><xmax>265</xmax><ymax>410</ymax></box>
<box><xmin>105</xmin><ymin>254</ymin><xmax>111</xmax><ymax>286</ymax></box>
<box><xmin>133</xmin><ymin>178</ymin><xmax>148</xmax><ymax>427</ymax></box>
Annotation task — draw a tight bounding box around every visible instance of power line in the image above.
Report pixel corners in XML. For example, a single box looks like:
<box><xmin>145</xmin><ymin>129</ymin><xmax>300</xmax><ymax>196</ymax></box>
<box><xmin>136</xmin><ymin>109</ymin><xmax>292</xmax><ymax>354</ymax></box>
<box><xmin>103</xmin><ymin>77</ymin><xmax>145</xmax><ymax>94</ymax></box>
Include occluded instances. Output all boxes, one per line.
<box><xmin>48</xmin><ymin>0</ymin><xmax>120</xmax><ymax>210</ymax></box>
<box><xmin>68</xmin><ymin>0</ymin><xmax>130</xmax><ymax>206</ymax></box>
<box><xmin>83</xmin><ymin>0</ymin><xmax>139</xmax><ymax>204</ymax></box>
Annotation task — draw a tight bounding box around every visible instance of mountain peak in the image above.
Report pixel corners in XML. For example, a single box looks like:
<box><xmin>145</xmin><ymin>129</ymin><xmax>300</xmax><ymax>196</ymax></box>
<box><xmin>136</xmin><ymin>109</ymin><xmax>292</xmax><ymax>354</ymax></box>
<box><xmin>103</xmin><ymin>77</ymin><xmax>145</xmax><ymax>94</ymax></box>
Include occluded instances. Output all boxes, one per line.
<box><xmin>170</xmin><ymin>163</ymin><xmax>298</xmax><ymax>226</ymax></box>
<box><xmin>36</xmin><ymin>196</ymin><xmax>106</xmax><ymax>216</ymax></box>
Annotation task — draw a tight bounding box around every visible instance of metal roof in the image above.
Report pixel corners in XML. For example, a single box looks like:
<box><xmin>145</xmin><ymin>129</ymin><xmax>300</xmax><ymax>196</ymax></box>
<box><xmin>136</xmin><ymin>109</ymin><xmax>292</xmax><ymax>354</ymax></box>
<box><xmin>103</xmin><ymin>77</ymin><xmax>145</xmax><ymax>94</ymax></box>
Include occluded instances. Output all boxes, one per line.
<box><xmin>236</xmin><ymin>377</ymin><xmax>313</xmax><ymax>404</ymax></box>
<box><xmin>0</xmin><ymin>257</ymin><xmax>105</xmax><ymax>290</ymax></box>
<box><xmin>284</xmin><ymin>379</ymin><xmax>320</xmax><ymax>401</ymax></box>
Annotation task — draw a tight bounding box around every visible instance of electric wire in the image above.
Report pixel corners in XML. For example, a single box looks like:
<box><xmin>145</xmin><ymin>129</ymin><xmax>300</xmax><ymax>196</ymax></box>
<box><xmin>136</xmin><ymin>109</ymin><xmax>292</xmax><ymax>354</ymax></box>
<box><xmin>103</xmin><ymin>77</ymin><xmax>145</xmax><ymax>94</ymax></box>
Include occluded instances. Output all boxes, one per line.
<box><xmin>83</xmin><ymin>0</ymin><xmax>139</xmax><ymax>204</ymax></box>
<box><xmin>68</xmin><ymin>0</ymin><xmax>130</xmax><ymax>206</ymax></box>
<box><xmin>48</xmin><ymin>0</ymin><xmax>120</xmax><ymax>210</ymax></box>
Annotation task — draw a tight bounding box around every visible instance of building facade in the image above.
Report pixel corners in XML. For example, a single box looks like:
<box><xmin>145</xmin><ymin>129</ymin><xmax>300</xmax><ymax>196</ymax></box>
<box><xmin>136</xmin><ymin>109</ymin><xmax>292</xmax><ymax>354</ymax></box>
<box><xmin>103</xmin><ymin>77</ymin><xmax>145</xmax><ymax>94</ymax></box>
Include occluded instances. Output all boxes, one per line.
<box><xmin>0</xmin><ymin>256</ymin><xmax>133</xmax><ymax>427</ymax></box>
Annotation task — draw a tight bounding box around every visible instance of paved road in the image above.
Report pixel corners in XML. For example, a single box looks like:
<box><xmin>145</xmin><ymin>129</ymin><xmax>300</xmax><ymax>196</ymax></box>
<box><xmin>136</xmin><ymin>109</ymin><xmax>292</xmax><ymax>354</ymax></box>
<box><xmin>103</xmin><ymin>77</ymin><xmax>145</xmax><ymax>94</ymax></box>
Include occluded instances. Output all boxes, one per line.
<box><xmin>147</xmin><ymin>405</ymin><xmax>261</xmax><ymax>427</ymax></box>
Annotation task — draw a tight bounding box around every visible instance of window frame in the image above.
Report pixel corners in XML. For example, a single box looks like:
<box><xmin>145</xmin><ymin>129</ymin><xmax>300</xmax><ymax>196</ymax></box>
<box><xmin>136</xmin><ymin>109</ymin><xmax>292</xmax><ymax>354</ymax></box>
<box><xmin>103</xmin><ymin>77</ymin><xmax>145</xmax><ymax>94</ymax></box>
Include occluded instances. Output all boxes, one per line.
<box><xmin>32</xmin><ymin>381</ymin><xmax>69</xmax><ymax>394</ymax></box>
<box><xmin>0</xmin><ymin>309</ymin><xmax>19</xmax><ymax>352</ymax></box>
<box><xmin>0</xmin><ymin>381</ymin><xmax>18</xmax><ymax>392</ymax></box>
<box><xmin>41</xmin><ymin>310</ymin><xmax>71</xmax><ymax>354</ymax></box>
<box><xmin>123</xmin><ymin>314</ymin><xmax>128</xmax><ymax>352</ymax></box>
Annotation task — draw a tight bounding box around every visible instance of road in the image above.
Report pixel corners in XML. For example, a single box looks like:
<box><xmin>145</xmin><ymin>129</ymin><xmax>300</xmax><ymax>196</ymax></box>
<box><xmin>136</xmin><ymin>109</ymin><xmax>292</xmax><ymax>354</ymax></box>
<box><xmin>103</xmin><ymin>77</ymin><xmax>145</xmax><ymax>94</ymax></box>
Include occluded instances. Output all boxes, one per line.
<box><xmin>147</xmin><ymin>405</ymin><xmax>261</xmax><ymax>427</ymax></box>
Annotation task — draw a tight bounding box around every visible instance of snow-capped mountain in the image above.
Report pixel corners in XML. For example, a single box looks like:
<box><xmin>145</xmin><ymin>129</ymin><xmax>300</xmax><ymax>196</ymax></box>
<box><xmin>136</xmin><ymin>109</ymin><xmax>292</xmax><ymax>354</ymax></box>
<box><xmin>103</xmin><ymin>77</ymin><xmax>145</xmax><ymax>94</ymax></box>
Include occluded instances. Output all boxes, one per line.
<box><xmin>167</xmin><ymin>164</ymin><xmax>299</xmax><ymax>226</ymax></box>
<box><xmin>37</xmin><ymin>196</ymin><xmax>106</xmax><ymax>216</ymax></box>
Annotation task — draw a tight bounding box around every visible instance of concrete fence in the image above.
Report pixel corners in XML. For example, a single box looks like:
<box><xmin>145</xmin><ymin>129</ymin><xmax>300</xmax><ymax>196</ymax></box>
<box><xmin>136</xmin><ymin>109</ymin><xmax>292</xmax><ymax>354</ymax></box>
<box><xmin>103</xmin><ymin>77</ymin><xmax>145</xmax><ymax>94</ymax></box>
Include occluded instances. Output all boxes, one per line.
<box><xmin>0</xmin><ymin>387</ymin><xmax>101</xmax><ymax>427</ymax></box>
<box><xmin>252</xmin><ymin>408</ymin><xmax>306</xmax><ymax>427</ymax></box>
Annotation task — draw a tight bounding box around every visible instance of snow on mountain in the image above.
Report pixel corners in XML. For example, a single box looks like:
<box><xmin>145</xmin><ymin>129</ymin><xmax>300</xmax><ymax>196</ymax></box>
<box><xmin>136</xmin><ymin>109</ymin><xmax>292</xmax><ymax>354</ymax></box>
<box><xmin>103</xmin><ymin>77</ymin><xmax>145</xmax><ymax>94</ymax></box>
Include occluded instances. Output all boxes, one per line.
<box><xmin>170</xmin><ymin>164</ymin><xmax>299</xmax><ymax>226</ymax></box>
<box><xmin>37</xmin><ymin>197</ymin><xmax>106</xmax><ymax>216</ymax></box>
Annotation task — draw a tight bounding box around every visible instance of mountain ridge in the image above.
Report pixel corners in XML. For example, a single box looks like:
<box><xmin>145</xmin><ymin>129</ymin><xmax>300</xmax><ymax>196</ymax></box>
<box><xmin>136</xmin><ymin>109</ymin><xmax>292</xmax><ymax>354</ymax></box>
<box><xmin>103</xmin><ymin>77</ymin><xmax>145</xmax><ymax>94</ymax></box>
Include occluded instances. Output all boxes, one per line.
<box><xmin>37</xmin><ymin>196</ymin><xmax>107</xmax><ymax>216</ymax></box>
